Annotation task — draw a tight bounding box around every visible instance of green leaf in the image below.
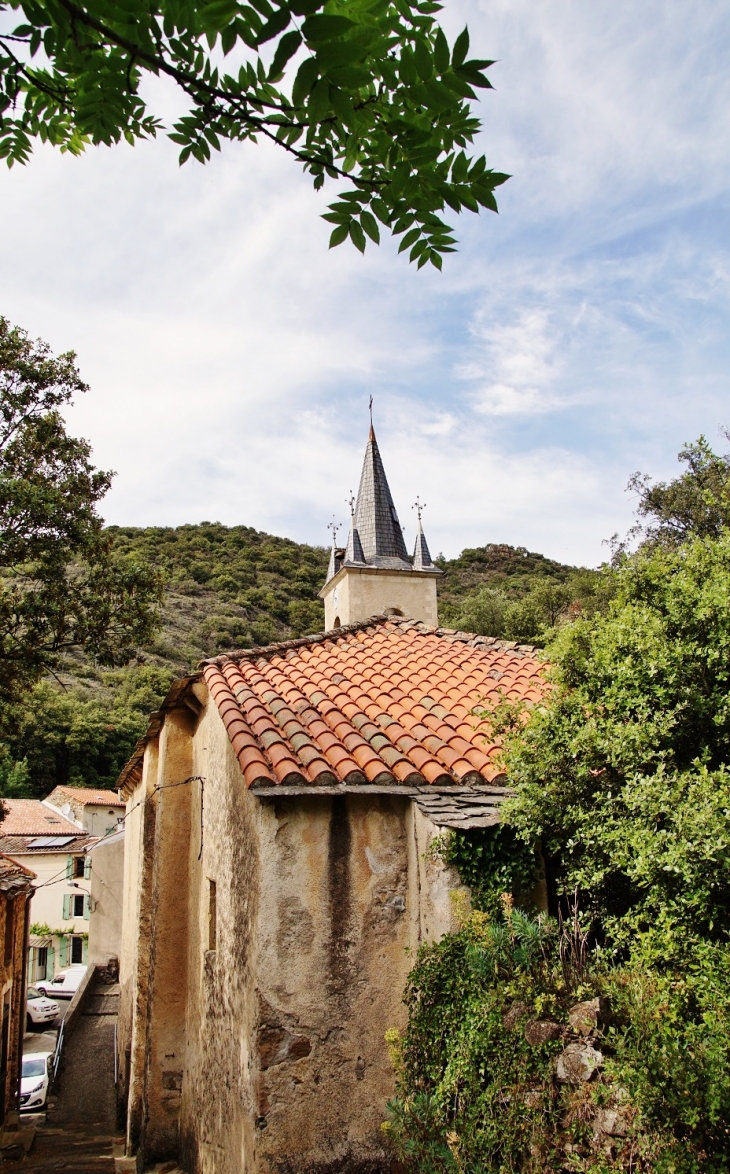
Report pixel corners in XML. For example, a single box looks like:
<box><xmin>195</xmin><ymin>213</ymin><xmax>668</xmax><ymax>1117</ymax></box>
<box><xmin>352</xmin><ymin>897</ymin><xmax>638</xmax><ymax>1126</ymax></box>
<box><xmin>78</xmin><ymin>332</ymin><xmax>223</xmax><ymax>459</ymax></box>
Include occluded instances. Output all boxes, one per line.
<box><xmin>199</xmin><ymin>0</ymin><xmax>240</xmax><ymax>33</ymax></box>
<box><xmin>360</xmin><ymin>209</ymin><xmax>380</xmax><ymax>243</ymax></box>
<box><xmin>268</xmin><ymin>30</ymin><xmax>302</xmax><ymax>79</ymax></box>
<box><xmin>256</xmin><ymin>6</ymin><xmax>291</xmax><ymax>44</ymax></box>
<box><xmin>292</xmin><ymin>56</ymin><xmax>319</xmax><ymax>105</ymax></box>
<box><xmin>307</xmin><ymin>77</ymin><xmax>331</xmax><ymax>122</ymax></box>
<box><xmin>413</xmin><ymin>37</ymin><xmax>433</xmax><ymax>81</ymax></box>
<box><xmin>302</xmin><ymin>14</ymin><xmax>356</xmax><ymax>42</ymax></box>
<box><xmin>370</xmin><ymin>198</ymin><xmax>392</xmax><ymax>225</ymax></box>
<box><xmin>315</xmin><ymin>41</ymin><xmax>367</xmax><ymax>70</ymax></box>
<box><xmin>329</xmin><ymin>222</ymin><xmax>350</xmax><ymax>247</ymax></box>
<box><xmin>349</xmin><ymin>220</ymin><xmax>366</xmax><ymax>252</ymax></box>
<box><xmin>429</xmin><ymin>249</ymin><xmax>443</xmax><ymax>269</ymax></box>
<box><xmin>434</xmin><ymin>27</ymin><xmax>449</xmax><ymax>74</ymax></box>
<box><xmin>220</xmin><ymin>22</ymin><xmax>238</xmax><ymax>53</ymax></box>
<box><xmin>452</xmin><ymin>26</ymin><xmax>469</xmax><ymax>68</ymax></box>
<box><xmin>398</xmin><ymin>227</ymin><xmax>420</xmax><ymax>253</ymax></box>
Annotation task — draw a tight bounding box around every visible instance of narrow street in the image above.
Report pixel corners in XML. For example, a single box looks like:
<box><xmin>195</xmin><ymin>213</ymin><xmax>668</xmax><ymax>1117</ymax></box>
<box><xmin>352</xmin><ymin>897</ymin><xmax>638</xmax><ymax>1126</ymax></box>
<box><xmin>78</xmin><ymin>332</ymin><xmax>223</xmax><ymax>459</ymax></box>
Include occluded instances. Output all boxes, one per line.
<box><xmin>2</xmin><ymin>978</ymin><xmax>121</xmax><ymax>1173</ymax></box>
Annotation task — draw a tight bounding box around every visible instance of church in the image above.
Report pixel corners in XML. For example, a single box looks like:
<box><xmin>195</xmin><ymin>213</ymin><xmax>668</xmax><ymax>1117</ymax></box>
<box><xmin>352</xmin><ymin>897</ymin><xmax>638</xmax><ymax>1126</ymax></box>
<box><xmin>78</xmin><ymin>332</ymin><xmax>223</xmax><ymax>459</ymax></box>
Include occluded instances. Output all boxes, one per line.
<box><xmin>116</xmin><ymin>426</ymin><xmax>545</xmax><ymax>1174</ymax></box>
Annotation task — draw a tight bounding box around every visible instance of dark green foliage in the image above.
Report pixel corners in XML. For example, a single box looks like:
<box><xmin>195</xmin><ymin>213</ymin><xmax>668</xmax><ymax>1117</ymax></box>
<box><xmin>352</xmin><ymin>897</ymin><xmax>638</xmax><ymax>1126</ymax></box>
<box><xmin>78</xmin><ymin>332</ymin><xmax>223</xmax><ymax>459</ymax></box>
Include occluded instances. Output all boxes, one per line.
<box><xmin>0</xmin><ymin>318</ymin><xmax>162</xmax><ymax>708</ymax></box>
<box><xmin>629</xmin><ymin>432</ymin><xmax>730</xmax><ymax>545</ymax></box>
<box><xmin>0</xmin><ymin>665</ymin><xmax>175</xmax><ymax>797</ymax></box>
<box><xmin>105</xmin><ymin>521</ymin><xmax>331</xmax><ymax>672</ymax></box>
<box><xmin>0</xmin><ymin>0</ymin><xmax>508</xmax><ymax>264</ymax></box>
<box><xmin>504</xmin><ymin>532</ymin><xmax>730</xmax><ymax>961</ymax></box>
<box><xmin>444</xmin><ymin>825</ymin><xmax>539</xmax><ymax>917</ymax></box>
<box><xmin>388</xmin><ymin>913</ymin><xmax>730</xmax><ymax>1173</ymax></box>
<box><xmin>437</xmin><ymin>545</ymin><xmax>605</xmax><ymax>645</ymax></box>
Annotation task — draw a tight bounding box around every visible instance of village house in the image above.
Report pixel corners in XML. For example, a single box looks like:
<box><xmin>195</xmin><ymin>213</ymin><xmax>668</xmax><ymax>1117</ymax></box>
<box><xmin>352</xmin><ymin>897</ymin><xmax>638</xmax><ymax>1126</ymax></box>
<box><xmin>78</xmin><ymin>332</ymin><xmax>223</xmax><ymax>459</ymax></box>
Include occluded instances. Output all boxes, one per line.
<box><xmin>0</xmin><ymin>801</ymin><xmax>97</xmax><ymax>981</ymax></box>
<box><xmin>44</xmin><ymin>785</ymin><xmax>125</xmax><ymax>837</ymax></box>
<box><xmin>117</xmin><ymin>427</ymin><xmax>545</xmax><ymax>1174</ymax></box>
<box><xmin>0</xmin><ymin>854</ymin><xmax>35</xmax><ymax>1128</ymax></box>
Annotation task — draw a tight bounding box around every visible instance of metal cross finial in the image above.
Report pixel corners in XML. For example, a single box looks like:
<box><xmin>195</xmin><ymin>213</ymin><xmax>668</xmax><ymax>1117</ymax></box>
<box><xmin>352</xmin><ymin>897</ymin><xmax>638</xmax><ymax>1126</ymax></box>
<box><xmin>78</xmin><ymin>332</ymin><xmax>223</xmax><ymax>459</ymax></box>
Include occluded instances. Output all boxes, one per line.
<box><xmin>346</xmin><ymin>491</ymin><xmax>356</xmax><ymax>518</ymax></box>
<box><xmin>412</xmin><ymin>497</ymin><xmax>426</xmax><ymax>523</ymax></box>
<box><xmin>327</xmin><ymin>517</ymin><xmax>341</xmax><ymax>546</ymax></box>
<box><xmin>368</xmin><ymin>395</ymin><xmax>373</xmax><ymax>427</ymax></box>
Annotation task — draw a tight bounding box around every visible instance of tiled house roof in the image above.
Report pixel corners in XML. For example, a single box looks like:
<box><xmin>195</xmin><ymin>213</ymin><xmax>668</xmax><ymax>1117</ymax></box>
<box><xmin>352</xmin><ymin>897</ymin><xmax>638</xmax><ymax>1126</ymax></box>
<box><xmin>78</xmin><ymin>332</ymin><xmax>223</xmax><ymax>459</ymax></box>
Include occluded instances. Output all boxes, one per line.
<box><xmin>47</xmin><ymin>786</ymin><xmax>124</xmax><ymax>807</ymax></box>
<box><xmin>202</xmin><ymin>615</ymin><xmax>546</xmax><ymax>791</ymax></box>
<box><xmin>0</xmin><ymin>801</ymin><xmax>81</xmax><ymax>836</ymax></box>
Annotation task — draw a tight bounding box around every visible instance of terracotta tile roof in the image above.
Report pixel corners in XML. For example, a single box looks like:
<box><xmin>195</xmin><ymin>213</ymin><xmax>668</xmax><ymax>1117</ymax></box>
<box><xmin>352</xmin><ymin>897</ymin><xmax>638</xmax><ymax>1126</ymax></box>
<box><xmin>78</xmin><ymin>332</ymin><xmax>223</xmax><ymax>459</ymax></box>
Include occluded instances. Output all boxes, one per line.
<box><xmin>50</xmin><ymin>786</ymin><xmax>124</xmax><ymax>807</ymax></box>
<box><xmin>202</xmin><ymin>615</ymin><xmax>546</xmax><ymax>790</ymax></box>
<box><xmin>0</xmin><ymin>801</ymin><xmax>81</xmax><ymax>837</ymax></box>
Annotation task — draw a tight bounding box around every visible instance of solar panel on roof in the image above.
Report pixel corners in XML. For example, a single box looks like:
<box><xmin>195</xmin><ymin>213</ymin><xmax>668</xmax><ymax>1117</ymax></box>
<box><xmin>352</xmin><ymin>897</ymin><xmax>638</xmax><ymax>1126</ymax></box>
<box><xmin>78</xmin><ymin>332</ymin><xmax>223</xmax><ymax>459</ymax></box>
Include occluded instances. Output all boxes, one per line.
<box><xmin>26</xmin><ymin>836</ymin><xmax>76</xmax><ymax>848</ymax></box>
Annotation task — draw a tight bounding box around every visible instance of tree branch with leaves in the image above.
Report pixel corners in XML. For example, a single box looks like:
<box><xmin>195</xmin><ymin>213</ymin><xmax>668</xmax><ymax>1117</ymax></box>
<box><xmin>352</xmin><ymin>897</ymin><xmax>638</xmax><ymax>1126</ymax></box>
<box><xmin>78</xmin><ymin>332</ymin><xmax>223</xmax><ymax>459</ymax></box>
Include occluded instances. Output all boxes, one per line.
<box><xmin>0</xmin><ymin>0</ymin><xmax>508</xmax><ymax>266</ymax></box>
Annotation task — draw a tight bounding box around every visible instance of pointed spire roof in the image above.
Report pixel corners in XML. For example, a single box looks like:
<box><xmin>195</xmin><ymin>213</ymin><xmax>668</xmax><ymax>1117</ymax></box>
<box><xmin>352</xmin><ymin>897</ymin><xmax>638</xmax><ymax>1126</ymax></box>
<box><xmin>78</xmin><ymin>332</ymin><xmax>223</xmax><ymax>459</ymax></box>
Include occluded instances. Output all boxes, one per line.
<box><xmin>344</xmin><ymin>493</ymin><xmax>366</xmax><ymax>565</ymax></box>
<box><xmin>412</xmin><ymin>517</ymin><xmax>435</xmax><ymax>570</ymax></box>
<box><xmin>354</xmin><ymin>427</ymin><xmax>411</xmax><ymax>569</ymax></box>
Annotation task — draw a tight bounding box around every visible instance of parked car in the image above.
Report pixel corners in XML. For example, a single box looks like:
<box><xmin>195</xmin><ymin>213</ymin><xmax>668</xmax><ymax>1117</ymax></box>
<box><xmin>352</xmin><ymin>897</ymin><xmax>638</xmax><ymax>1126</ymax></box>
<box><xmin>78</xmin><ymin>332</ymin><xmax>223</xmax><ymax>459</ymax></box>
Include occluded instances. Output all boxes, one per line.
<box><xmin>35</xmin><ymin>965</ymin><xmax>87</xmax><ymax>1000</ymax></box>
<box><xmin>20</xmin><ymin>1051</ymin><xmax>53</xmax><ymax>1112</ymax></box>
<box><xmin>26</xmin><ymin>987</ymin><xmax>60</xmax><ymax>1030</ymax></box>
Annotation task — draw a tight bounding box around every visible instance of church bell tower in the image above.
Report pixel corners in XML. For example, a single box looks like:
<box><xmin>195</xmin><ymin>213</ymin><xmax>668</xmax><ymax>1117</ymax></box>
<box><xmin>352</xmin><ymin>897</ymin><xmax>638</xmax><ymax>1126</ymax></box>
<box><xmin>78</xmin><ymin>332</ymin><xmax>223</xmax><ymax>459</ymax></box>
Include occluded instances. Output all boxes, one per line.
<box><xmin>319</xmin><ymin>424</ymin><xmax>441</xmax><ymax>629</ymax></box>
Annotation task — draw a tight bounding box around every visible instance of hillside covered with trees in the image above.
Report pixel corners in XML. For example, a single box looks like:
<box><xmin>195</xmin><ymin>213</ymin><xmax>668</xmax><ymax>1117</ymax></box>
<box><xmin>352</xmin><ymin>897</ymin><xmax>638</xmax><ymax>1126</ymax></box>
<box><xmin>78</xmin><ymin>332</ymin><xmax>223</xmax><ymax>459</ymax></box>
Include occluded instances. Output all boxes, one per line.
<box><xmin>0</xmin><ymin>521</ymin><xmax>592</xmax><ymax>798</ymax></box>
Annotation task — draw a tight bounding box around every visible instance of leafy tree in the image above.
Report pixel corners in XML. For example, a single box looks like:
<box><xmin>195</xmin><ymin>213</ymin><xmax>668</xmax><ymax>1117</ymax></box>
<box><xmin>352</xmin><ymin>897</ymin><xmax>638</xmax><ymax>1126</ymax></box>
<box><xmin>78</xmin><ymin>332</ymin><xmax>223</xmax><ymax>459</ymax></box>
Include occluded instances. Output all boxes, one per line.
<box><xmin>501</xmin><ymin>531</ymin><xmax>730</xmax><ymax>961</ymax></box>
<box><xmin>0</xmin><ymin>318</ymin><xmax>162</xmax><ymax>708</ymax></box>
<box><xmin>628</xmin><ymin>431</ymin><xmax>730</xmax><ymax>545</ymax></box>
<box><xmin>0</xmin><ymin>664</ymin><xmax>175</xmax><ymax>796</ymax></box>
<box><xmin>0</xmin><ymin>0</ymin><xmax>508</xmax><ymax>267</ymax></box>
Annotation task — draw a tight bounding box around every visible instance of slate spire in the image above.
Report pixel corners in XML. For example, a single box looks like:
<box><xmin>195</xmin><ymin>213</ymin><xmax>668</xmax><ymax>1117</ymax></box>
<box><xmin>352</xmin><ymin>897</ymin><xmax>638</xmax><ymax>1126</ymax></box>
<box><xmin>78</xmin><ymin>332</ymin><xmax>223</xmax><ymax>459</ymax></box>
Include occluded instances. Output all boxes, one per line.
<box><xmin>354</xmin><ymin>426</ymin><xmax>411</xmax><ymax>569</ymax></box>
<box><xmin>344</xmin><ymin>492</ymin><xmax>366</xmax><ymax>565</ymax></box>
<box><xmin>412</xmin><ymin>498</ymin><xmax>435</xmax><ymax>570</ymax></box>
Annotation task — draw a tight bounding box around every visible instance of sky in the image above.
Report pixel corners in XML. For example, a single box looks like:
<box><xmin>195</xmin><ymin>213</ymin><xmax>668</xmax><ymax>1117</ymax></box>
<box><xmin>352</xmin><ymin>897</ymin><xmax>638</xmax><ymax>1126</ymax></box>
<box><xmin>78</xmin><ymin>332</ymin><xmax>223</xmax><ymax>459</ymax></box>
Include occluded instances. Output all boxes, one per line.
<box><xmin>1</xmin><ymin>0</ymin><xmax>729</xmax><ymax>568</ymax></box>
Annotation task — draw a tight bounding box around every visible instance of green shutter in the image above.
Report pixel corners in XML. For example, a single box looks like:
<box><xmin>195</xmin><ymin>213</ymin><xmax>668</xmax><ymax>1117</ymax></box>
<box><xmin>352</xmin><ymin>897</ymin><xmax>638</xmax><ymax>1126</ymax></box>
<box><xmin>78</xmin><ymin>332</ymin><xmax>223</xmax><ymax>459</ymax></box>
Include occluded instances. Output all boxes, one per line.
<box><xmin>47</xmin><ymin>945</ymin><xmax>54</xmax><ymax>976</ymax></box>
<box><xmin>83</xmin><ymin>895</ymin><xmax>90</xmax><ymax>921</ymax></box>
<box><xmin>84</xmin><ymin>855</ymin><xmax>91</xmax><ymax>879</ymax></box>
<box><xmin>82</xmin><ymin>939</ymin><xmax>88</xmax><ymax>964</ymax></box>
<box><xmin>65</xmin><ymin>857</ymin><xmax>73</xmax><ymax>879</ymax></box>
<box><xmin>62</xmin><ymin>894</ymin><xmax>70</xmax><ymax>920</ymax></box>
<box><xmin>58</xmin><ymin>937</ymin><xmax>67</xmax><ymax>968</ymax></box>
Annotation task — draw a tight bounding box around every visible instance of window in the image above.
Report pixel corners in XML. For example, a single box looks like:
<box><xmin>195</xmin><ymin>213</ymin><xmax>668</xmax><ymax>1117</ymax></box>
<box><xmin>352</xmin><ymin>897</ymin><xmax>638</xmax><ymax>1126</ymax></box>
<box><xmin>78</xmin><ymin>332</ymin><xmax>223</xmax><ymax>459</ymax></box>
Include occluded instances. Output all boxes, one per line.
<box><xmin>72</xmin><ymin>895</ymin><xmax>84</xmax><ymax>918</ymax></box>
<box><xmin>73</xmin><ymin>858</ymin><xmax>85</xmax><ymax>878</ymax></box>
<box><xmin>333</xmin><ymin>616</ymin><xmax>341</xmax><ymax>628</ymax></box>
<box><xmin>208</xmin><ymin>880</ymin><xmax>217</xmax><ymax>952</ymax></box>
<box><xmin>70</xmin><ymin>937</ymin><xmax>83</xmax><ymax>965</ymax></box>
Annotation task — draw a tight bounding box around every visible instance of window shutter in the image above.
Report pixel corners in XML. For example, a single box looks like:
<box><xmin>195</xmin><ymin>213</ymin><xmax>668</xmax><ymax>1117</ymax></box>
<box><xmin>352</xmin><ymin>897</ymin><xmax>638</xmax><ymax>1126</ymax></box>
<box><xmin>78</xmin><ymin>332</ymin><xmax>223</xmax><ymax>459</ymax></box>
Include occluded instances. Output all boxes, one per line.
<box><xmin>82</xmin><ymin>939</ymin><xmax>88</xmax><ymax>964</ymax></box>
<box><xmin>62</xmin><ymin>895</ymin><xmax>70</xmax><ymax>921</ymax></box>
<box><xmin>83</xmin><ymin>895</ymin><xmax>90</xmax><ymax>921</ymax></box>
<box><xmin>84</xmin><ymin>855</ymin><xmax>91</xmax><ymax>880</ymax></box>
<box><xmin>58</xmin><ymin>937</ymin><xmax>67</xmax><ymax>968</ymax></box>
<box><xmin>48</xmin><ymin>945</ymin><xmax>55</xmax><ymax>976</ymax></box>
<box><xmin>65</xmin><ymin>857</ymin><xmax>73</xmax><ymax>879</ymax></box>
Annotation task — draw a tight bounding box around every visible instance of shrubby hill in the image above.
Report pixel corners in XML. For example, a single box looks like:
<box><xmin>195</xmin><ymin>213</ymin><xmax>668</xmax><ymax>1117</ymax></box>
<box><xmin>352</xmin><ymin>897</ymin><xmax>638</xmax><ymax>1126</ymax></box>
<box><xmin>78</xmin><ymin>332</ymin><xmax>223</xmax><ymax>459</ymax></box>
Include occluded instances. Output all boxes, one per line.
<box><xmin>0</xmin><ymin>522</ymin><xmax>591</xmax><ymax>798</ymax></box>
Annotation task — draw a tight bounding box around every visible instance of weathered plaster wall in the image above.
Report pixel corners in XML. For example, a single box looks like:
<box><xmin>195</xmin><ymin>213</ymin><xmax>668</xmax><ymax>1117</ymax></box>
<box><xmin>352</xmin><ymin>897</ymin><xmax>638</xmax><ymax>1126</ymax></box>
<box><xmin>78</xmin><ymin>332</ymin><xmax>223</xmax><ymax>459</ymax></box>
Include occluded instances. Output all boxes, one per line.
<box><xmin>139</xmin><ymin>708</ymin><xmax>195</xmax><ymax>1163</ymax></box>
<box><xmin>88</xmin><ymin>832</ymin><xmax>124</xmax><ymax>964</ymax></box>
<box><xmin>179</xmin><ymin>689</ymin><xmax>260</xmax><ymax>1174</ymax></box>
<box><xmin>119</xmin><ymin>738</ymin><xmax>159</xmax><ymax>1148</ymax></box>
<box><xmin>321</xmin><ymin>567</ymin><xmax>438</xmax><ymax>630</ymax></box>
<box><xmin>253</xmin><ymin>790</ymin><xmax>413</xmax><ymax>1173</ymax></box>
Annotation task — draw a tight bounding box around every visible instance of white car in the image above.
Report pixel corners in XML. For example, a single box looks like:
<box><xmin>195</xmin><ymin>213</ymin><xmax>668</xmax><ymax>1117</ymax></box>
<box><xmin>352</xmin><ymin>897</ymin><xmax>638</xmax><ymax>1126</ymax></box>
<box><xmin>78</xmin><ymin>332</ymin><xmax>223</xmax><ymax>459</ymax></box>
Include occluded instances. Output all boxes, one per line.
<box><xmin>20</xmin><ymin>1051</ymin><xmax>53</xmax><ymax>1112</ymax></box>
<box><xmin>35</xmin><ymin>965</ymin><xmax>87</xmax><ymax>1000</ymax></box>
<box><xmin>26</xmin><ymin>987</ymin><xmax>60</xmax><ymax>1030</ymax></box>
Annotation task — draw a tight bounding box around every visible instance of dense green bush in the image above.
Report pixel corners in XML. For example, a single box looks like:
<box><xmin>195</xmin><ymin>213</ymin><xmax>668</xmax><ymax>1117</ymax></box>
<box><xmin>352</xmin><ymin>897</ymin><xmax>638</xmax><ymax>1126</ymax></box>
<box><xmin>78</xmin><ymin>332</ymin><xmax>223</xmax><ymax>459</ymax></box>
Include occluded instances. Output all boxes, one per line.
<box><xmin>387</xmin><ymin>908</ymin><xmax>730</xmax><ymax>1173</ymax></box>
